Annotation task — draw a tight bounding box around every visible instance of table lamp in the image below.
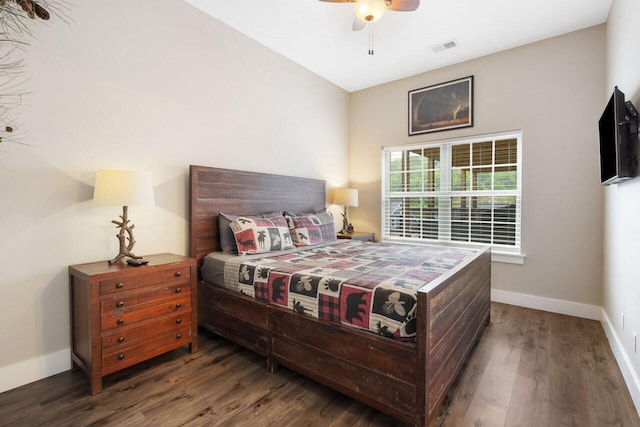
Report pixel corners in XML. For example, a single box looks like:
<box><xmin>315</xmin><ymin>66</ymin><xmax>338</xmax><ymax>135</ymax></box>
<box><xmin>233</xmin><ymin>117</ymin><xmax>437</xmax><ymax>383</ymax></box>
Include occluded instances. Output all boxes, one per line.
<box><xmin>333</xmin><ymin>188</ymin><xmax>358</xmax><ymax>234</ymax></box>
<box><xmin>93</xmin><ymin>168</ymin><xmax>154</xmax><ymax>264</ymax></box>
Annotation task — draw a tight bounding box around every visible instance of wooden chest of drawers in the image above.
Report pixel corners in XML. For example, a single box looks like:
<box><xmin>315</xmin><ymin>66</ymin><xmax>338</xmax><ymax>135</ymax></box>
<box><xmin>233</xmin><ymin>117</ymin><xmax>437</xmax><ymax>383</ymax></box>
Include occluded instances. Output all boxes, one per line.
<box><xmin>69</xmin><ymin>253</ymin><xmax>198</xmax><ymax>394</ymax></box>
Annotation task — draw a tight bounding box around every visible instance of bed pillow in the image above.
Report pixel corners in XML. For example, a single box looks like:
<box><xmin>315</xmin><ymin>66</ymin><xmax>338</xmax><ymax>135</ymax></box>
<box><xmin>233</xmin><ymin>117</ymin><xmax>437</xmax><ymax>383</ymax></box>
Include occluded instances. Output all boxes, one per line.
<box><xmin>283</xmin><ymin>208</ymin><xmax>327</xmax><ymax>217</ymax></box>
<box><xmin>229</xmin><ymin>216</ymin><xmax>294</xmax><ymax>255</ymax></box>
<box><xmin>285</xmin><ymin>212</ymin><xmax>336</xmax><ymax>246</ymax></box>
<box><xmin>219</xmin><ymin>212</ymin><xmax>282</xmax><ymax>254</ymax></box>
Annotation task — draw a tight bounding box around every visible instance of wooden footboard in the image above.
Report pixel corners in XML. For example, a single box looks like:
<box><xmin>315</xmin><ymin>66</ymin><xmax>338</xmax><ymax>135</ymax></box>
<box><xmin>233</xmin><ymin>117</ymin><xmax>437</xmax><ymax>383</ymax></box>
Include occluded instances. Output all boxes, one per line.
<box><xmin>418</xmin><ymin>246</ymin><xmax>491</xmax><ymax>426</ymax></box>
<box><xmin>270</xmin><ymin>305</ymin><xmax>418</xmax><ymax>422</ymax></box>
<box><xmin>196</xmin><ymin>247</ymin><xmax>490</xmax><ymax>426</ymax></box>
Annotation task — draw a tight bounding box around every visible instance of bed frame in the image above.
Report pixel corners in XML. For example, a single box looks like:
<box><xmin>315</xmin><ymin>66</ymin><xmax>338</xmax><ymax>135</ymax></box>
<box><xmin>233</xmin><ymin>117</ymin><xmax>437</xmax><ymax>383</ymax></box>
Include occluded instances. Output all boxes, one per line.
<box><xmin>189</xmin><ymin>165</ymin><xmax>491</xmax><ymax>426</ymax></box>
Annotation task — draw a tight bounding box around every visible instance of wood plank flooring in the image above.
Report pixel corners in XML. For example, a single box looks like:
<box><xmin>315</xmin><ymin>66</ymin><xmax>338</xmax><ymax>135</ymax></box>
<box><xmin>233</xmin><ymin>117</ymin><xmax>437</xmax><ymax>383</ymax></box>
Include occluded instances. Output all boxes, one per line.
<box><xmin>1</xmin><ymin>303</ymin><xmax>638</xmax><ymax>427</ymax></box>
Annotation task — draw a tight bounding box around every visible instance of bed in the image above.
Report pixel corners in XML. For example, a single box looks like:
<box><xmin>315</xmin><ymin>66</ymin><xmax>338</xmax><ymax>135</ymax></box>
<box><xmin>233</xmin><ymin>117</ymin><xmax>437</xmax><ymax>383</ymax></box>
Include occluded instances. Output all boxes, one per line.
<box><xmin>189</xmin><ymin>165</ymin><xmax>491</xmax><ymax>426</ymax></box>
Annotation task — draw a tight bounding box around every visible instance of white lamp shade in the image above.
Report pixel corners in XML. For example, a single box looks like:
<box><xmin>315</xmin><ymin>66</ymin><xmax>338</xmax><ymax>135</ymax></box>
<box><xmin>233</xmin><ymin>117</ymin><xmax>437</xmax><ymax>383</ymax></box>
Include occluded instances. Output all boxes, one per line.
<box><xmin>354</xmin><ymin>0</ymin><xmax>386</xmax><ymax>22</ymax></box>
<box><xmin>93</xmin><ymin>168</ymin><xmax>155</xmax><ymax>207</ymax></box>
<box><xmin>333</xmin><ymin>188</ymin><xmax>359</xmax><ymax>207</ymax></box>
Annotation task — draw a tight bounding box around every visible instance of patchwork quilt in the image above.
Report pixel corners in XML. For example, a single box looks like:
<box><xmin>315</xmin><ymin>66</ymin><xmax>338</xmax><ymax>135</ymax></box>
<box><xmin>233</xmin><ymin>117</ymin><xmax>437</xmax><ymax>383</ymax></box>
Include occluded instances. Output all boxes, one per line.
<box><xmin>222</xmin><ymin>240</ymin><xmax>477</xmax><ymax>341</ymax></box>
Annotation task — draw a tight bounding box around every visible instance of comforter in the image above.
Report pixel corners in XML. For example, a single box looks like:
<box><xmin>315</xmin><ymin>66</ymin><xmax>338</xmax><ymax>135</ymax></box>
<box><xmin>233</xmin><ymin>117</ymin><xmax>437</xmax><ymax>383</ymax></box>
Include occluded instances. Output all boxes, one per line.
<box><xmin>219</xmin><ymin>240</ymin><xmax>477</xmax><ymax>341</ymax></box>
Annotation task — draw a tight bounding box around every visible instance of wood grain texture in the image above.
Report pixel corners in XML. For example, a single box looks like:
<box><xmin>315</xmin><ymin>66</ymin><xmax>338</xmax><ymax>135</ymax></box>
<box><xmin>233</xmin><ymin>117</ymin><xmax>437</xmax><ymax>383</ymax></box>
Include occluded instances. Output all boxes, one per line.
<box><xmin>68</xmin><ymin>254</ymin><xmax>198</xmax><ymax>394</ymax></box>
<box><xmin>189</xmin><ymin>165</ymin><xmax>326</xmax><ymax>268</ymax></box>
<box><xmin>1</xmin><ymin>304</ymin><xmax>638</xmax><ymax>427</ymax></box>
<box><xmin>188</xmin><ymin>165</ymin><xmax>491</xmax><ymax>426</ymax></box>
<box><xmin>442</xmin><ymin>303</ymin><xmax>640</xmax><ymax>427</ymax></box>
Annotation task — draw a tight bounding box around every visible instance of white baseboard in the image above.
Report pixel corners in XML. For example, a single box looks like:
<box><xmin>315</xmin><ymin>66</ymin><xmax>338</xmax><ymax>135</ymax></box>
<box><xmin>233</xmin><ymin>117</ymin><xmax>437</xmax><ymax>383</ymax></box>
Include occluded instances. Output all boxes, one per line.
<box><xmin>492</xmin><ymin>289</ymin><xmax>639</xmax><ymax>417</ymax></box>
<box><xmin>0</xmin><ymin>349</ymin><xmax>70</xmax><ymax>394</ymax></box>
<box><xmin>491</xmin><ymin>289</ymin><xmax>601</xmax><ymax>320</ymax></box>
<box><xmin>600</xmin><ymin>309</ymin><xmax>640</xmax><ymax>416</ymax></box>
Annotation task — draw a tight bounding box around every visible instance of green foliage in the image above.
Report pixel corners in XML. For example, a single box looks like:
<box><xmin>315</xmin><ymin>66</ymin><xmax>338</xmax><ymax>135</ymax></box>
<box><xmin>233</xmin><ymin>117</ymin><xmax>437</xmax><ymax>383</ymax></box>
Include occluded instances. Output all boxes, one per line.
<box><xmin>388</xmin><ymin>145</ymin><xmax>517</xmax><ymax>192</ymax></box>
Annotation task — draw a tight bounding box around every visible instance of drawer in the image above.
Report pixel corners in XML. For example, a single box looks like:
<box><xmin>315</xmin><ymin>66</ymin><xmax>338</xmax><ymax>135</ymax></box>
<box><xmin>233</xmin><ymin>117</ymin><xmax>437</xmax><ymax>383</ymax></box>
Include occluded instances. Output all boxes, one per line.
<box><xmin>101</xmin><ymin>324</ymin><xmax>192</xmax><ymax>375</ymax></box>
<box><xmin>101</xmin><ymin>313</ymin><xmax>189</xmax><ymax>350</ymax></box>
<box><xmin>99</xmin><ymin>266</ymin><xmax>191</xmax><ymax>295</ymax></box>
<box><xmin>101</xmin><ymin>295</ymin><xmax>191</xmax><ymax>331</ymax></box>
<box><xmin>101</xmin><ymin>283</ymin><xmax>187</xmax><ymax>311</ymax></box>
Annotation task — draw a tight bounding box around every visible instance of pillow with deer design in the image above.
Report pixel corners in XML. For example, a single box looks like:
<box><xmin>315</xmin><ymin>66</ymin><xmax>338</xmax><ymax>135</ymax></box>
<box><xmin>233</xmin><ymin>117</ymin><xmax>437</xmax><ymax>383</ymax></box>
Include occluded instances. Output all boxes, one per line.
<box><xmin>230</xmin><ymin>216</ymin><xmax>294</xmax><ymax>255</ymax></box>
<box><xmin>219</xmin><ymin>211</ymin><xmax>283</xmax><ymax>254</ymax></box>
<box><xmin>285</xmin><ymin>212</ymin><xmax>336</xmax><ymax>246</ymax></box>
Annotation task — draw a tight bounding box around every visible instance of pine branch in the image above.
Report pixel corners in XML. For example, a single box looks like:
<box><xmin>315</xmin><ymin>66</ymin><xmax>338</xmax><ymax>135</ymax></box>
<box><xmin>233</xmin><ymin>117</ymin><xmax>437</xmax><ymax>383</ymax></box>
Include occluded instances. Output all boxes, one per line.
<box><xmin>0</xmin><ymin>1</ymin><xmax>70</xmax><ymax>150</ymax></box>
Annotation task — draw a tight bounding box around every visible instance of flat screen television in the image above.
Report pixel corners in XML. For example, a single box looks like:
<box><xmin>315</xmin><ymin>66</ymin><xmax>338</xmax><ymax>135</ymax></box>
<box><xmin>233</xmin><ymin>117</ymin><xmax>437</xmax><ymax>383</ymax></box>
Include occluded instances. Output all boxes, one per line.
<box><xmin>598</xmin><ymin>86</ymin><xmax>639</xmax><ymax>185</ymax></box>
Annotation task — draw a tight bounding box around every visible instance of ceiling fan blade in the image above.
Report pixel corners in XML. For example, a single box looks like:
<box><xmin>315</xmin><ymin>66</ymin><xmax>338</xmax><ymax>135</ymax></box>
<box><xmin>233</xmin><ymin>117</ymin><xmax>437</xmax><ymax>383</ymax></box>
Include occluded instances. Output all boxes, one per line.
<box><xmin>386</xmin><ymin>0</ymin><xmax>420</xmax><ymax>11</ymax></box>
<box><xmin>352</xmin><ymin>17</ymin><xmax>366</xmax><ymax>31</ymax></box>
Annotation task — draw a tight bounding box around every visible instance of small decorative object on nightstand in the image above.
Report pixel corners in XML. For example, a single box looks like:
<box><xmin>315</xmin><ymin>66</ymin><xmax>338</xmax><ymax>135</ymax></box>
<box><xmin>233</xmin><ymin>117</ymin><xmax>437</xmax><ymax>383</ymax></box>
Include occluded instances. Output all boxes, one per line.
<box><xmin>69</xmin><ymin>253</ymin><xmax>198</xmax><ymax>395</ymax></box>
<box><xmin>337</xmin><ymin>231</ymin><xmax>375</xmax><ymax>242</ymax></box>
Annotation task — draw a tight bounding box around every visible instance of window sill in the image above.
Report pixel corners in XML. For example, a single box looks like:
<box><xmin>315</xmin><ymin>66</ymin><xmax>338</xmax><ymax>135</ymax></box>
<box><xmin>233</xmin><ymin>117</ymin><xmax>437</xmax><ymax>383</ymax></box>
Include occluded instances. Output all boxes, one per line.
<box><xmin>492</xmin><ymin>251</ymin><xmax>526</xmax><ymax>264</ymax></box>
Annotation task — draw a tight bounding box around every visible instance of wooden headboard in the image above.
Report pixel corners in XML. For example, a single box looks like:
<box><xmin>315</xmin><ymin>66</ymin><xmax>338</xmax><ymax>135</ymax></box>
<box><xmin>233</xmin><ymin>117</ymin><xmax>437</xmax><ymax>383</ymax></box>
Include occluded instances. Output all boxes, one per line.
<box><xmin>189</xmin><ymin>165</ymin><xmax>327</xmax><ymax>267</ymax></box>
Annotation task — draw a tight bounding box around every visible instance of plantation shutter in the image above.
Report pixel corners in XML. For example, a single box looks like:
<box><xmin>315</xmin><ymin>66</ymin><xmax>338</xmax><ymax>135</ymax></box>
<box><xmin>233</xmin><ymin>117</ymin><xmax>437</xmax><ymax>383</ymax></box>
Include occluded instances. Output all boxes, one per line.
<box><xmin>382</xmin><ymin>132</ymin><xmax>522</xmax><ymax>252</ymax></box>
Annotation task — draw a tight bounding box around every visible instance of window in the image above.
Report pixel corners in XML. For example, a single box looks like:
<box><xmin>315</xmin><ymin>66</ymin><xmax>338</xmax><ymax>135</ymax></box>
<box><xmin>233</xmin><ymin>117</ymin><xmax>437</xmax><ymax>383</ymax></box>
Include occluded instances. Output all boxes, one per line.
<box><xmin>382</xmin><ymin>132</ymin><xmax>521</xmax><ymax>253</ymax></box>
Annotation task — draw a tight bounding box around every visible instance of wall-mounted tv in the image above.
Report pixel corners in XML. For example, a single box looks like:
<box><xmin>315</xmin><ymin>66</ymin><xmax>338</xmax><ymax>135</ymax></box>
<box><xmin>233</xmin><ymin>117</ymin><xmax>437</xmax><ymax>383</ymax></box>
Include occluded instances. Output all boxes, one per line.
<box><xmin>598</xmin><ymin>86</ymin><xmax>639</xmax><ymax>185</ymax></box>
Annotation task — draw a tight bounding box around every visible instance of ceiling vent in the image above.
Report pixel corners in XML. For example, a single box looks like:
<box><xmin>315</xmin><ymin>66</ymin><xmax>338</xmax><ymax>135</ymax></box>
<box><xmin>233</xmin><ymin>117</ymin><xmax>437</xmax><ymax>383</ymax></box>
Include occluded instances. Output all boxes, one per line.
<box><xmin>431</xmin><ymin>40</ymin><xmax>458</xmax><ymax>53</ymax></box>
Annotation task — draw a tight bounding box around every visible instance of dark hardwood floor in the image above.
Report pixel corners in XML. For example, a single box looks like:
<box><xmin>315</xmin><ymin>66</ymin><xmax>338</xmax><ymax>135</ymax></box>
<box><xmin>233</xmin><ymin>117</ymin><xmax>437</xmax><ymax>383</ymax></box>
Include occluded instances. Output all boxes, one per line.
<box><xmin>1</xmin><ymin>303</ymin><xmax>638</xmax><ymax>427</ymax></box>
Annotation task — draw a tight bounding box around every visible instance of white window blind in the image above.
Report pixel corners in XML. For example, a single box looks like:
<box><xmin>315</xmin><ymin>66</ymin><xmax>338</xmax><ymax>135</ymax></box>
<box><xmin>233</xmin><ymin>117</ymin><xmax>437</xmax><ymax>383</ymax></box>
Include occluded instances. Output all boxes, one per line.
<box><xmin>382</xmin><ymin>132</ymin><xmax>522</xmax><ymax>252</ymax></box>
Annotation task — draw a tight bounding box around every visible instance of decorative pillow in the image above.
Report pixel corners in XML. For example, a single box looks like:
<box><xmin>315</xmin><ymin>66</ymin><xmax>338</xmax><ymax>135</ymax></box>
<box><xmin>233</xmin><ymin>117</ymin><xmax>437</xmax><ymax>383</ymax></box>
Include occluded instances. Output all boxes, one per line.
<box><xmin>283</xmin><ymin>208</ymin><xmax>327</xmax><ymax>217</ymax></box>
<box><xmin>230</xmin><ymin>216</ymin><xmax>294</xmax><ymax>255</ymax></box>
<box><xmin>219</xmin><ymin>212</ymin><xmax>282</xmax><ymax>254</ymax></box>
<box><xmin>285</xmin><ymin>212</ymin><xmax>336</xmax><ymax>246</ymax></box>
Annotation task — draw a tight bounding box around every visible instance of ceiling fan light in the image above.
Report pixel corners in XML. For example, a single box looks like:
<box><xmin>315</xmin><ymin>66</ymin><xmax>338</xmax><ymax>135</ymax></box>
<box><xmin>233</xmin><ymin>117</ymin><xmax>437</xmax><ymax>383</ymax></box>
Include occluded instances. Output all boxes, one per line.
<box><xmin>354</xmin><ymin>0</ymin><xmax>386</xmax><ymax>22</ymax></box>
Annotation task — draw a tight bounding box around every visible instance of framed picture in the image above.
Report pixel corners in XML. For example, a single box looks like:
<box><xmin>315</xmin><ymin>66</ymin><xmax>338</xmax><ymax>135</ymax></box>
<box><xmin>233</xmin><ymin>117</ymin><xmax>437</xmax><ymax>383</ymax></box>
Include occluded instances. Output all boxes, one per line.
<box><xmin>409</xmin><ymin>76</ymin><xmax>473</xmax><ymax>136</ymax></box>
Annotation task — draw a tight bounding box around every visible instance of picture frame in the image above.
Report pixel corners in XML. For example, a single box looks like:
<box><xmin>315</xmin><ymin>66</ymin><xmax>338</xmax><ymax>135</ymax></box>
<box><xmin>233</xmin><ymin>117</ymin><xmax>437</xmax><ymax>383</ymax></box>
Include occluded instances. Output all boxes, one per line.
<box><xmin>409</xmin><ymin>75</ymin><xmax>474</xmax><ymax>136</ymax></box>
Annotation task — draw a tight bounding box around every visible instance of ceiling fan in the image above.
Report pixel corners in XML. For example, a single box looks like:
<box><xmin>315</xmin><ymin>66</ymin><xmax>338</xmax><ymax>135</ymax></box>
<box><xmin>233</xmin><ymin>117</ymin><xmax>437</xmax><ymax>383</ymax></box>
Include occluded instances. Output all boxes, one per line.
<box><xmin>320</xmin><ymin>0</ymin><xmax>420</xmax><ymax>31</ymax></box>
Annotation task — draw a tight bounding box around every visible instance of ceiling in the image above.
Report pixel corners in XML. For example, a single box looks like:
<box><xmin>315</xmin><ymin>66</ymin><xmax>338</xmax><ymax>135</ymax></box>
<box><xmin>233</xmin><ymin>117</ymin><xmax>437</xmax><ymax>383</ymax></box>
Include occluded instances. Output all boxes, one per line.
<box><xmin>184</xmin><ymin>0</ymin><xmax>612</xmax><ymax>92</ymax></box>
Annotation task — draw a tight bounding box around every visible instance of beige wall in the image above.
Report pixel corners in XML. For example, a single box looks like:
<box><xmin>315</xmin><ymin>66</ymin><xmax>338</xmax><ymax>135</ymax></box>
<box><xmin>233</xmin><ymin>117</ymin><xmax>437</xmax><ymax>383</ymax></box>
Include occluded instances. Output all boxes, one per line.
<box><xmin>0</xmin><ymin>0</ymin><xmax>349</xmax><ymax>391</ymax></box>
<box><xmin>349</xmin><ymin>26</ymin><xmax>606</xmax><ymax>305</ymax></box>
<box><xmin>3</xmin><ymin>0</ymin><xmax>632</xmax><ymax>400</ymax></box>
<box><xmin>603</xmin><ymin>0</ymin><xmax>640</xmax><ymax>409</ymax></box>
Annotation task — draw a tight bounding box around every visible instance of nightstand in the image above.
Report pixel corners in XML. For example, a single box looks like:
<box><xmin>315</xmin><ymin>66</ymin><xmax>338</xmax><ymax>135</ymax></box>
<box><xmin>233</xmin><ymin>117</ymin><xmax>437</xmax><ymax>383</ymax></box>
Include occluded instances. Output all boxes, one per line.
<box><xmin>337</xmin><ymin>231</ymin><xmax>375</xmax><ymax>242</ymax></box>
<box><xmin>69</xmin><ymin>253</ymin><xmax>198</xmax><ymax>394</ymax></box>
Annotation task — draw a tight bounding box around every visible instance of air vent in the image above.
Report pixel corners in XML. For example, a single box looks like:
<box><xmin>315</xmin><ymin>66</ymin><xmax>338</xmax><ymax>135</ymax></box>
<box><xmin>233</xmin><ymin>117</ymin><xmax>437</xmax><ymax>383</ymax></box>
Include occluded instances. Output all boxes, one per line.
<box><xmin>431</xmin><ymin>40</ymin><xmax>458</xmax><ymax>53</ymax></box>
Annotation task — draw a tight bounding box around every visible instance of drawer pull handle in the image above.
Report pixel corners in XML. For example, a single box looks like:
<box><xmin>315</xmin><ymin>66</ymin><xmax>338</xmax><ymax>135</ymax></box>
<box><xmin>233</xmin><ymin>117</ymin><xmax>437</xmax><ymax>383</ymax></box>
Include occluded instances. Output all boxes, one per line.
<box><xmin>175</xmin><ymin>271</ymin><xmax>182</xmax><ymax>277</ymax></box>
<box><xmin>175</xmin><ymin>287</ymin><xmax>182</xmax><ymax>293</ymax></box>
<box><xmin>117</xmin><ymin>353</ymin><xmax>125</xmax><ymax>360</ymax></box>
<box><xmin>116</xmin><ymin>283</ymin><xmax>124</xmax><ymax>289</ymax></box>
<box><xmin>117</xmin><ymin>319</ymin><xmax>124</xmax><ymax>325</ymax></box>
<box><xmin>117</xmin><ymin>336</ymin><xmax>125</xmax><ymax>343</ymax></box>
<box><xmin>116</xmin><ymin>301</ymin><xmax>124</xmax><ymax>308</ymax></box>
<box><xmin>176</xmin><ymin>318</ymin><xmax>182</xmax><ymax>324</ymax></box>
<box><xmin>176</xmin><ymin>303</ymin><xmax>182</xmax><ymax>309</ymax></box>
<box><xmin>176</xmin><ymin>333</ymin><xmax>182</xmax><ymax>339</ymax></box>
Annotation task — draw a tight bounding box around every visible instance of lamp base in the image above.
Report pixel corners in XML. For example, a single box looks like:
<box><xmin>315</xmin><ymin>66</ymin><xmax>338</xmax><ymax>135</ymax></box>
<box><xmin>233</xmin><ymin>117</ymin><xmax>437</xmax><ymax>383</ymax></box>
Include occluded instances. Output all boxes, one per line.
<box><xmin>340</xmin><ymin>206</ymin><xmax>355</xmax><ymax>234</ymax></box>
<box><xmin>126</xmin><ymin>258</ymin><xmax>149</xmax><ymax>266</ymax></box>
<box><xmin>339</xmin><ymin>225</ymin><xmax>354</xmax><ymax>234</ymax></box>
<box><xmin>108</xmin><ymin>205</ymin><xmax>143</xmax><ymax>264</ymax></box>
<box><xmin>109</xmin><ymin>253</ymin><xmax>143</xmax><ymax>265</ymax></box>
